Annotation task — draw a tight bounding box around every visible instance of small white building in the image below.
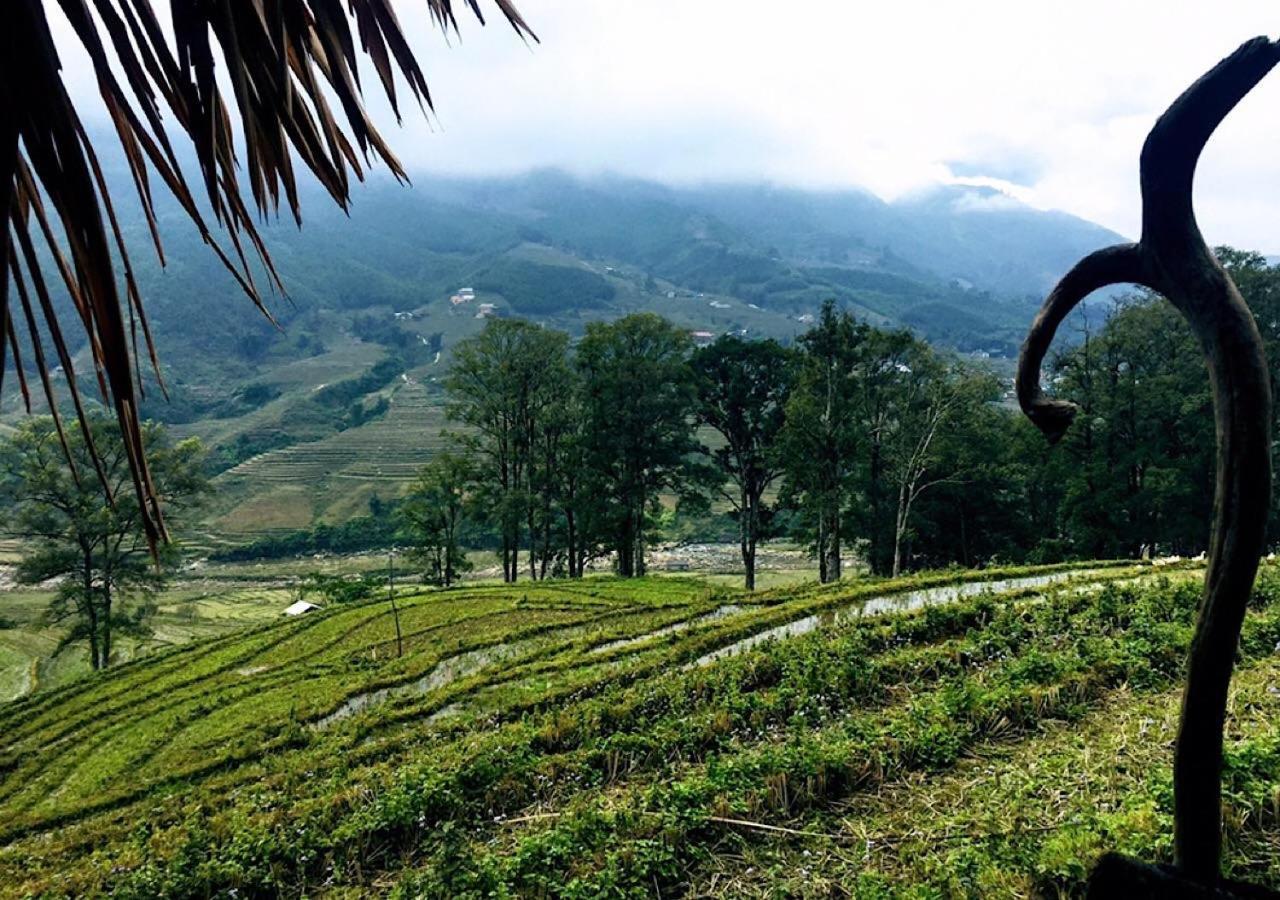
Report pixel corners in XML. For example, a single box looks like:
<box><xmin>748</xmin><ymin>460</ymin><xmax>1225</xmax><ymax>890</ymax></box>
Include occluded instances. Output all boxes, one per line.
<box><xmin>476</xmin><ymin>303</ymin><xmax>498</xmax><ymax>319</ymax></box>
<box><xmin>283</xmin><ymin>600</ymin><xmax>322</xmax><ymax>617</ymax></box>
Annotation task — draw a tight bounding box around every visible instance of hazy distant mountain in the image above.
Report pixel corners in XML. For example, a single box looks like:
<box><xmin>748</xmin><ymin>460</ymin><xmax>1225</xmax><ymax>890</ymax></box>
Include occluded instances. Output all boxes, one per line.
<box><xmin>63</xmin><ymin>168</ymin><xmax>1128</xmax><ymax>406</ymax></box>
<box><xmin>3</xmin><ymin>167</ymin><xmax>1131</xmax><ymax>533</ymax></box>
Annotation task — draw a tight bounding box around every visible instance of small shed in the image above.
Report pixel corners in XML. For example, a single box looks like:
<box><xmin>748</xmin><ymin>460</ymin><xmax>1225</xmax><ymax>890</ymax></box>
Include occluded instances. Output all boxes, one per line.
<box><xmin>283</xmin><ymin>600</ymin><xmax>322</xmax><ymax>617</ymax></box>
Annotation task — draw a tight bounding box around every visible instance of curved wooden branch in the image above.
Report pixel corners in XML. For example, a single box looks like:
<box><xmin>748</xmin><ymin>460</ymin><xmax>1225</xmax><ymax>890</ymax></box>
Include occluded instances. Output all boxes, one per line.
<box><xmin>1141</xmin><ymin>37</ymin><xmax>1280</xmax><ymax>250</ymax></box>
<box><xmin>1016</xmin><ymin>243</ymin><xmax>1150</xmax><ymax>444</ymax></box>
<box><xmin>1020</xmin><ymin>37</ymin><xmax>1280</xmax><ymax>887</ymax></box>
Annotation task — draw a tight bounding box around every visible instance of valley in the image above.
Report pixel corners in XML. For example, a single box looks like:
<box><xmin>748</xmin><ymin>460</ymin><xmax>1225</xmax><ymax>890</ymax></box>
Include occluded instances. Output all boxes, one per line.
<box><xmin>2</xmin><ymin>170</ymin><xmax>1123</xmax><ymax>543</ymax></box>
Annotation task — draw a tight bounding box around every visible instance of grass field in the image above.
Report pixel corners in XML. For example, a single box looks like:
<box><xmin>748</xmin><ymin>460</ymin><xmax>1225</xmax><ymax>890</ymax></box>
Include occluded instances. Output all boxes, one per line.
<box><xmin>0</xmin><ymin>581</ymin><xmax>293</xmax><ymax>701</ymax></box>
<box><xmin>0</xmin><ymin>544</ymin><xmax>826</xmax><ymax>702</ymax></box>
<box><xmin>8</xmin><ymin>559</ymin><xmax>1276</xmax><ymax>897</ymax></box>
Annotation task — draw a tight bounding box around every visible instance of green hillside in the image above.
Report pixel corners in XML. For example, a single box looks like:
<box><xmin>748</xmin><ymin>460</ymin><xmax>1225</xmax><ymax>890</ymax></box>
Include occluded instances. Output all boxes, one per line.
<box><xmin>2</xmin><ymin>169</ymin><xmax>1126</xmax><ymax>541</ymax></box>
<box><xmin>9</xmin><ymin>560</ymin><xmax>1280</xmax><ymax>897</ymax></box>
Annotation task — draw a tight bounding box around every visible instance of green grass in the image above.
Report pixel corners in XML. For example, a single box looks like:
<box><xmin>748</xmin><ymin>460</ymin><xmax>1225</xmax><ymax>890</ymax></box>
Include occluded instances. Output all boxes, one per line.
<box><xmin>0</xmin><ymin>561</ymin><xmax>1196</xmax><ymax>897</ymax></box>
<box><xmin>0</xmin><ymin>583</ymin><xmax>293</xmax><ymax>699</ymax></box>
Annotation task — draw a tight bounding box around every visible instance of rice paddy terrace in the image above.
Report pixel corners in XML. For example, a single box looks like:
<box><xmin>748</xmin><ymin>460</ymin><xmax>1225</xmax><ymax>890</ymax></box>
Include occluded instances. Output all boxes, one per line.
<box><xmin>7</xmin><ymin>560</ymin><xmax>1280</xmax><ymax>897</ymax></box>
<box><xmin>206</xmin><ymin>382</ymin><xmax>449</xmax><ymax>537</ymax></box>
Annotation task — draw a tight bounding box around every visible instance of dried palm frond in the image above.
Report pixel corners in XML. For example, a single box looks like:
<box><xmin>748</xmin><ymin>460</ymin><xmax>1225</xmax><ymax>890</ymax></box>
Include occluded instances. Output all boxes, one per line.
<box><xmin>1</xmin><ymin>0</ymin><xmax>534</xmax><ymax>549</ymax></box>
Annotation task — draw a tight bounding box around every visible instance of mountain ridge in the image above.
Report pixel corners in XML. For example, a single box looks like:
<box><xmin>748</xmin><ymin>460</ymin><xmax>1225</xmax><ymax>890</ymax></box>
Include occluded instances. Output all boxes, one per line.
<box><xmin>2</xmin><ymin>165</ymin><xmax>1129</xmax><ymax>537</ymax></box>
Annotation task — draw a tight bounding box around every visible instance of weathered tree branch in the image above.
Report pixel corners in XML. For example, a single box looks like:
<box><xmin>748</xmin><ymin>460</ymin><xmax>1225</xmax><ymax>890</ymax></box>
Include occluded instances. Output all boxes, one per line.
<box><xmin>1017</xmin><ymin>36</ymin><xmax>1280</xmax><ymax>890</ymax></box>
<box><xmin>1016</xmin><ymin>243</ymin><xmax>1151</xmax><ymax>443</ymax></box>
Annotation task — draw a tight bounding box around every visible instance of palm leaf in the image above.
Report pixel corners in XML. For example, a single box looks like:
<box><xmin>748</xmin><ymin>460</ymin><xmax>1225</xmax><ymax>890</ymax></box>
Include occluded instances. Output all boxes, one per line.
<box><xmin>1</xmin><ymin>0</ymin><xmax>535</xmax><ymax>548</ymax></box>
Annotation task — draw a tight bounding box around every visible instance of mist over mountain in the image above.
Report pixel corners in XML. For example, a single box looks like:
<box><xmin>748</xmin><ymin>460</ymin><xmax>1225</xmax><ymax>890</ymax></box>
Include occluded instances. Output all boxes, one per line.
<box><xmin>81</xmin><ymin>167</ymin><xmax>1126</xmax><ymax>396</ymax></box>
<box><xmin>3</xmin><ymin>164</ymin><xmax>1128</xmax><ymax>534</ymax></box>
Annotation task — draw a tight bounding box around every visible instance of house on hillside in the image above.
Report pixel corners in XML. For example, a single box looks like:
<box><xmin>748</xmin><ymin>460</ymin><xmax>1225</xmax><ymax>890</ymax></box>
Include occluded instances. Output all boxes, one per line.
<box><xmin>283</xmin><ymin>600</ymin><xmax>322</xmax><ymax>617</ymax></box>
<box><xmin>476</xmin><ymin>303</ymin><xmax>499</xmax><ymax>319</ymax></box>
<box><xmin>690</xmin><ymin>330</ymin><xmax>716</xmax><ymax>347</ymax></box>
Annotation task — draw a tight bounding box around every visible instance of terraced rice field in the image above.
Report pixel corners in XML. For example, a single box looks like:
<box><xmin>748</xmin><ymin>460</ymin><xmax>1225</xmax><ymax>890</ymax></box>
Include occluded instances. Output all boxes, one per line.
<box><xmin>208</xmin><ymin>381</ymin><xmax>449</xmax><ymax>534</ymax></box>
<box><xmin>9</xmin><ymin>560</ymin><xmax>1280</xmax><ymax>897</ymax></box>
<box><xmin>0</xmin><ymin>584</ymin><xmax>293</xmax><ymax>700</ymax></box>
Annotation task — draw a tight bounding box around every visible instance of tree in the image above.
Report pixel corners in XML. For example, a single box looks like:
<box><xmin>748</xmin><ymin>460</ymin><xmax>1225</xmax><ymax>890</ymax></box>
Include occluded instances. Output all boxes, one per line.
<box><xmin>849</xmin><ymin>327</ymin><xmax>918</xmax><ymax>576</ymax></box>
<box><xmin>577</xmin><ymin>314</ymin><xmax>703</xmax><ymax>577</ymax></box>
<box><xmin>400</xmin><ymin>452</ymin><xmax>472</xmax><ymax>588</ymax></box>
<box><xmin>692</xmin><ymin>335</ymin><xmax>792</xmax><ymax>590</ymax></box>
<box><xmin>883</xmin><ymin>351</ymin><xmax>996</xmax><ymax>576</ymax></box>
<box><xmin>0</xmin><ymin>415</ymin><xmax>206</xmax><ymax>669</ymax></box>
<box><xmin>1050</xmin><ymin>296</ymin><xmax>1212</xmax><ymax>559</ymax></box>
<box><xmin>300</xmin><ymin>572</ymin><xmax>380</xmax><ymax>605</ymax></box>
<box><xmin>444</xmin><ymin>320</ymin><xmax>571</xmax><ymax>582</ymax></box>
<box><xmin>778</xmin><ymin>301</ymin><xmax>866</xmax><ymax>582</ymax></box>
<box><xmin>1</xmin><ymin>2</ymin><xmax>533</xmax><ymax>544</ymax></box>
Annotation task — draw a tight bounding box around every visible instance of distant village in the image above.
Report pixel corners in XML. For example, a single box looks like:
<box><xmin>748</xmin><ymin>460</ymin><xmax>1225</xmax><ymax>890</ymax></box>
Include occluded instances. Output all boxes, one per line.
<box><xmin>433</xmin><ymin>283</ymin><xmax>1010</xmax><ymax>374</ymax></box>
<box><xmin>448</xmin><ymin>287</ymin><xmax>498</xmax><ymax>319</ymax></box>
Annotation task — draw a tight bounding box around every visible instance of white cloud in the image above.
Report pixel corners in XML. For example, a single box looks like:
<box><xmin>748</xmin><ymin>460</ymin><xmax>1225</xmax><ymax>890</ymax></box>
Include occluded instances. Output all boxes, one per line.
<box><xmin>52</xmin><ymin>0</ymin><xmax>1280</xmax><ymax>251</ymax></box>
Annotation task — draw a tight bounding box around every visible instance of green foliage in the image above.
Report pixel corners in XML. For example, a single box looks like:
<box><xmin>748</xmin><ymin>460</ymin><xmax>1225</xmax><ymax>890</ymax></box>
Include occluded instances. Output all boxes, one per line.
<box><xmin>0</xmin><ymin>416</ymin><xmax>207</xmax><ymax>670</ymax></box>
<box><xmin>578</xmin><ymin>313</ymin><xmax>709</xmax><ymax>576</ymax></box>
<box><xmin>445</xmin><ymin>319</ymin><xmax>576</xmax><ymax>580</ymax></box>
<box><xmin>0</xmin><ymin>561</ymin><xmax>1182</xmax><ymax>898</ymax></box>
<box><xmin>1040</xmin><ymin>248</ymin><xmax>1280</xmax><ymax>559</ymax></box>
<box><xmin>777</xmin><ymin>301</ymin><xmax>878</xmax><ymax>580</ymax></box>
<box><xmin>209</xmin><ymin>511</ymin><xmax>403</xmax><ymax>561</ymax></box>
<box><xmin>314</xmin><ymin>355</ymin><xmax>408</xmax><ymax>409</ymax></box>
<box><xmin>475</xmin><ymin>258</ymin><xmax>616</xmax><ymax>315</ymax></box>
<box><xmin>299</xmin><ymin>572</ymin><xmax>383</xmax><ymax>605</ymax></box>
<box><xmin>400</xmin><ymin>452</ymin><xmax>473</xmax><ymax>586</ymax></box>
<box><xmin>692</xmin><ymin>335</ymin><xmax>793</xmax><ymax>588</ymax></box>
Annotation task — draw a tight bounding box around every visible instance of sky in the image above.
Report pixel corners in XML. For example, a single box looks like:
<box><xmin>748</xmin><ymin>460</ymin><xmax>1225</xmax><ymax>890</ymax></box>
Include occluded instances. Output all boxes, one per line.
<box><xmin>53</xmin><ymin>1</ymin><xmax>1280</xmax><ymax>252</ymax></box>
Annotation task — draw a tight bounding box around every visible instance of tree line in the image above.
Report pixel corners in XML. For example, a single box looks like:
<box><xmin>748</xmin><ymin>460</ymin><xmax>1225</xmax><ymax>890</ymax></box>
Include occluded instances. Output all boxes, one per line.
<box><xmin>404</xmin><ymin>302</ymin><xmax>999</xmax><ymax>588</ymax></box>
<box><xmin>401</xmin><ymin>249</ymin><xmax>1280</xmax><ymax>588</ymax></box>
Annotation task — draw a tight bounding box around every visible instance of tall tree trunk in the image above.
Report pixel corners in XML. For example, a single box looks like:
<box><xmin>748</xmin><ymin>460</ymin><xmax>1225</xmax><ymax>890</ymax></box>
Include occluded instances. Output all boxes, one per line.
<box><xmin>444</xmin><ymin>518</ymin><xmax>456</xmax><ymax>587</ymax></box>
<box><xmin>566</xmin><ymin>508</ymin><xmax>579</xmax><ymax>579</ymax></box>
<box><xmin>817</xmin><ymin>512</ymin><xmax>828</xmax><ymax>584</ymax></box>
<box><xmin>819</xmin><ymin>499</ymin><xmax>841</xmax><ymax>583</ymax></box>
<box><xmin>527</xmin><ymin>507</ymin><xmax>538</xmax><ymax>581</ymax></box>
<box><xmin>508</xmin><ymin>518</ymin><xmax>520</xmax><ymax>583</ymax></box>
<box><xmin>618</xmin><ymin>508</ymin><xmax>635</xmax><ymax>577</ymax></box>
<box><xmin>101</xmin><ymin>585</ymin><xmax>112</xmax><ymax>669</ymax></box>
<box><xmin>741</xmin><ymin>486</ymin><xmax>757</xmax><ymax>591</ymax></box>
<box><xmin>868</xmin><ymin>438</ymin><xmax>887</xmax><ymax>575</ymax></box>
<box><xmin>825</xmin><ymin>507</ymin><xmax>841</xmax><ymax>583</ymax></box>
<box><xmin>82</xmin><ymin>551</ymin><xmax>100</xmax><ymax>670</ymax></box>
<box><xmin>634</xmin><ymin>500</ymin><xmax>647</xmax><ymax>578</ymax></box>
<box><xmin>892</xmin><ymin>482</ymin><xmax>909</xmax><ymax>578</ymax></box>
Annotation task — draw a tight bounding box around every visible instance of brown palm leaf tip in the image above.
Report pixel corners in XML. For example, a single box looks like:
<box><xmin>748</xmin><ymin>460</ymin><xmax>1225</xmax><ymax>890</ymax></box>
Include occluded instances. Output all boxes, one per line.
<box><xmin>1</xmin><ymin>0</ymin><xmax>535</xmax><ymax>549</ymax></box>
